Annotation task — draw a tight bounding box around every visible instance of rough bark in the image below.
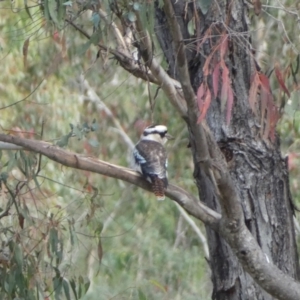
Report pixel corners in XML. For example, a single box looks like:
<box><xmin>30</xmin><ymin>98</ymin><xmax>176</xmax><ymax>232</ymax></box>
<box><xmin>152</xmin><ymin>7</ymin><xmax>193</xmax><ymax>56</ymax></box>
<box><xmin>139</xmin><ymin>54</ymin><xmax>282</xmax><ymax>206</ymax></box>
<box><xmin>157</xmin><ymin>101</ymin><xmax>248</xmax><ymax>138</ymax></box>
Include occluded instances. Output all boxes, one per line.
<box><xmin>154</xmin><ymin>0</ymin><xmax>300</xmax><ymax>299</ymax></box>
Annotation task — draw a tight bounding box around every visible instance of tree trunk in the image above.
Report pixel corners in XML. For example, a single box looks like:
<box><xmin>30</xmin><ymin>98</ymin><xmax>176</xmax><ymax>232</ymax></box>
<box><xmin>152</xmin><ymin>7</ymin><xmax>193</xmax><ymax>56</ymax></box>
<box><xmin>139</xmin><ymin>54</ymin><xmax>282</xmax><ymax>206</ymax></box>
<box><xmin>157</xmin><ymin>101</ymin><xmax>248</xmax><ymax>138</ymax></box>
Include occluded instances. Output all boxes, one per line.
<box><xmin>155</xmin><ymin>0</ymin><xmax>300</xmax><ymax>299</ymax></box>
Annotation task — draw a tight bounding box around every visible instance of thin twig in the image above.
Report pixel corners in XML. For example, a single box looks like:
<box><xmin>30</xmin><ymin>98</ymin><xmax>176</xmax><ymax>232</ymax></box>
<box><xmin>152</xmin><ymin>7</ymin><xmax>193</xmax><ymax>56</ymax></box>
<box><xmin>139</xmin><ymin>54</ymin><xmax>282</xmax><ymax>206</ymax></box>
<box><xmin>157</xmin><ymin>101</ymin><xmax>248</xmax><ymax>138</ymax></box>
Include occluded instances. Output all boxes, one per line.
<box><xmin>175</xmin><ymin>202</ymin><xmax>209</xmax><ymax>258</ymax></box>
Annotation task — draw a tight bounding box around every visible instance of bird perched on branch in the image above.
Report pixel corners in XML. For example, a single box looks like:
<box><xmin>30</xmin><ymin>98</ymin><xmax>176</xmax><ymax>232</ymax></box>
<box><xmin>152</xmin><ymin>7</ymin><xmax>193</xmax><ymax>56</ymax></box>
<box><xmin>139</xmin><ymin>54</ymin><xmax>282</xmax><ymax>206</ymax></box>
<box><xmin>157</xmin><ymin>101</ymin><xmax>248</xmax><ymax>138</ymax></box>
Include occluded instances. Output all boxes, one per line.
<box><xmin>133</xmin><ymin>125</ymin><xmax>173</xmax><ymax>200</ymax></box>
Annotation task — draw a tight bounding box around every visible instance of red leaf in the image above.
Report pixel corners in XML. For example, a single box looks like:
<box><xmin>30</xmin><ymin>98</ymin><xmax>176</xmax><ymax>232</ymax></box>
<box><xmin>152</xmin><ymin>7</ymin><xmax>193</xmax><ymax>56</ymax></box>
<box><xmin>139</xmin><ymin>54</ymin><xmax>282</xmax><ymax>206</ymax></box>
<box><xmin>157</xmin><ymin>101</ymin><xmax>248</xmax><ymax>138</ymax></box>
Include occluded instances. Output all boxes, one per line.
<box><xmin>197</xmin><ymin>83</ymin><xmax>206</xmax><ymax>111</ymax></box>
<box><xmin>253</xmin><ymin>0</ymin><xmax>262</xmax><ymax>15</ymax></box>
<box><xmin>288</xmin><ymin>152</ymin><xmax>299</xmax><ymax>171</ymax></box>
<box><xmin>248</xmin><ymin>73</ymin><xmax>260</xmax><ymax>112</ymax></box>
<box><xmin>23</xmin><ymin>38</ymin><xmax>30</xmax><ymax>69</ymax></box>
<box><xmin>197</xmin><ymin>89</ymin><xmax>211</xmax><ymax>123</ymax></box>
<box><xmin>226</xmin><ymin>86</ymin><xmax>234</xmax><ymax>124</ymax></box>
<box><xmin>18</xmin><ymin>213</ymin><xmax>24</xmax><ymax>229</ymax></box>
<box><xmin>260</xmin><ymin>86</ymin><xmax>269</xmax><ymax>136</ymax></box>
<box><xmin>268</xmin><ymin>103</ymin><xmax>279</xmax><ymax>141</ymax></box>
<box><xmin>97</xmin><ymin>238</ymin><xmax>103</xmax><ymax>264</ymax></box>
<box><xmin>220</xmin><ymin>64</ymin><xmax>229</xmax><ymax>111</ymax></box>
<box><xmin>212</xmin><ymin>63</ymin><xmax>220</xmax><ymax>97</ymax></box>
<box><xmin>203</xmin><ymin>53</ymin><xmax>214</xmax><ymax>77</ymax></box>
<box><xmin>220</xmin><ymin>36</ymin><xmax>228</xmax><ymax>58</ymax></box>
<box><xmin>275</xmin><ymin>66</ymin><xmax>290</xmax><ymax>97</ymax></box>
<box><xmin>259</xmin><ymin>73</ymin><xmax>271</xmax><ymax>91</ymax></box>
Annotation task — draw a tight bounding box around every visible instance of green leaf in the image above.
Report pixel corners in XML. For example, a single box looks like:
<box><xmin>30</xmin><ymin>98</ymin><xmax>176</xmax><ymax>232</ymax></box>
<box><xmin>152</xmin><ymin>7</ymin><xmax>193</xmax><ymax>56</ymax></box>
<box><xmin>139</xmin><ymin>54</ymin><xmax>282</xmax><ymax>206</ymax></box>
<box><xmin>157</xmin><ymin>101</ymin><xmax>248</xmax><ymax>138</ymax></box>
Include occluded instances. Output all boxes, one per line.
<box><xmin>70</xmin><ymin>278</ymin><xmax>78</xmax><ymax>300</ymax></box>
<box><xmin>77</xmin><ymin>41</ymin><xmax>92</xmax><ymax>56</ymax></box>
<box><xmin>47</xmin><ymin>0</ymin><xmax>59</xmax><ymax>24</ymax></box>
<box><xmin>63</xmin><ymin>279</ymin><xmax>71</xmax><ymax>300</ymax></box>
<box><xmin>68</xmin><ymin>220</ymin><xmax>75</xmax><ymax>246</ymax></box>
<box><xmin>14</xmin><ymin>244</ymin><xmax>24</xmax><ymax>269</ymax></box>
<box><xmin>94</xmin><ymin>222</ymin><xmax>103</xmax><ymax>237</ymax></box>
<box><xmin>187</xmin><ymin>19</ymin><xmax>195</xmax><ymax>36</ymax></box>
<box><xmin>53</xmin><ymin>276</ymin><xmax>63</xmax><ymax>300</ymax></box>
<box><xmin>43</xmin><ymin>0</ymin><xmax>51</xmax><ymax>20</ymax></box>
<box><xmin>88</xmin><ymin>139</ymin><xmax>99</xmax><ymax>148</ymax></box>
<box><xmin>78</xmin><ymin>277</ymin><xmax>82</xmax><ymax>298</ymax></box>
<box><xmin>72</xmin><ymin>125</ymin><xmax>83</xmax><ymax>140</ymax></box>
<box><xmin>56</xmin><ymin>132</ymin><xmax>72</xmax><ymax>148</ymax></box>
<box><xmin>91</xmin><ymin>12</ymin><xmax>101</xmax><ymax>29</ymax></box>
<box><xmin>57</xmin><ymin>0</ymin><xmax>66</xmax><ymax>28</ymax></box>
<box><xmin>0</xmin><ymin>172</ymin><xmax>8</xmax><ymax>183</ymax></box>
<box><xmin>63</xmin><ymin>0</ymin><xmax>72</xmax><ymax>5</ymax></box>
<box><xmin>49</xmin><ymin>227</ymin><xmax>58</xmax><ymax>254</ymax></box>
<box><xmin>198</xmin><ymin>0</ymin><xmax>211</xmax><ymax>14</ymax></box>
<box><xmin>127</xmin><ymin>11</ymin><xmax>137</xmax><ymax>22</ymax></box>
<box><xmin>91</xmin><ymin>119</ymin><xmax>99</xmax><ymax>131</ymax></box>
<box><xmin>24</xmin><ymin>0</ymin><xmax>33</xmax><ymax>19</ymax></box>
<box><xmin>138</xmin><ymin>288</ymin><xmax>148</xmax><ymax>300</ymax></box>
<box><xmin>7</xmin><ymin>153</ymin><xmax>17</xmax><ymax>172</ymax></box>
<box><xmin>133</xmin><ymin>2</ymin><xmax>140</xmax><ymax>11</ymax></box>
<box><xmin>149</xmin><ymin>279</ymin><xmax>167</xmax><ymax>293</ymax></box>
<box><xmin>84</xmin><ymin>279</ymin><xmax>90</xmax><ymax>295</ymax></box>
<box><xmin>90</xmin><ymin>31</ymin><xmax>102</xmax><ymax>46</ymax></box>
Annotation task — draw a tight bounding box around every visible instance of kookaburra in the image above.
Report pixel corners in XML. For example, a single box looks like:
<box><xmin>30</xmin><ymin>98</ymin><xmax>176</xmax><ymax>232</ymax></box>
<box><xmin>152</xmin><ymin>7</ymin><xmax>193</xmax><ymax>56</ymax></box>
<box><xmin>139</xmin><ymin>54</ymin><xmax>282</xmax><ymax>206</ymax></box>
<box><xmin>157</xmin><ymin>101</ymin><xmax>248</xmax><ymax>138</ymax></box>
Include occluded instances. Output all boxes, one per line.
<box><xmin>133</xmin><ymin>125</ymin><xmax>173</xmax><ymax>200</ymax></box>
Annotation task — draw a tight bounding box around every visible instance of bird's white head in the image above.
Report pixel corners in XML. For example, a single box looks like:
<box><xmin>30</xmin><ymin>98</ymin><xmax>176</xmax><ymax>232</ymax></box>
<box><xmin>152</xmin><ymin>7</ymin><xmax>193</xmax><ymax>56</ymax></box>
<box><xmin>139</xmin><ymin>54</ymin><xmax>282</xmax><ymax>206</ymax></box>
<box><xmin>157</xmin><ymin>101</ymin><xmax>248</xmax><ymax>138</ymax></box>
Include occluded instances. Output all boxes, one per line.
<box><xmin>141</xmin><ymin>125</ymin><xmax>173</xmax><ymax>144</ymax></box>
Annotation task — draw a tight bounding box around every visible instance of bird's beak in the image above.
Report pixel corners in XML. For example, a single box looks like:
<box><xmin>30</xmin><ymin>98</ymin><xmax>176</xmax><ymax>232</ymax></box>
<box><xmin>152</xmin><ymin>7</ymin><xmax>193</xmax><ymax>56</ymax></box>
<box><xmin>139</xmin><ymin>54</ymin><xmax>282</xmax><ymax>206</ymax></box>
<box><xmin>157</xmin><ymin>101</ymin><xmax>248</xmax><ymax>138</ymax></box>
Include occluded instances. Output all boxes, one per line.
<box><xmin>165</xmin><ymin>133</ymin><xmax>174</xmax><ymax>140</ymax></box>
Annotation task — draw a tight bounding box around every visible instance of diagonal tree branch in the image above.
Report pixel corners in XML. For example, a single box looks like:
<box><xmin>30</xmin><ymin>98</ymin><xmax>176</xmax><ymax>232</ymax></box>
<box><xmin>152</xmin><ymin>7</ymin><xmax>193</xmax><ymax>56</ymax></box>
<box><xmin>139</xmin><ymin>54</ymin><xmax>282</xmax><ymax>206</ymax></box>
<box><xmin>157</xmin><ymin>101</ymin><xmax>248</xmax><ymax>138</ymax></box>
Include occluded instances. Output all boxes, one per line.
<box><xmin>1</xmin><ymin>133</ymin><xmax>300</xmax><ymax>299</ymax></box>
<box><xmin>66</xmin><ymin>19</ymin><xmax>159</xmax><ymax>85</ymax></box>
<box><xmin>0</xmin><ymin>134</ymin><xmax>220</xmax><ymax>229</ymax></box>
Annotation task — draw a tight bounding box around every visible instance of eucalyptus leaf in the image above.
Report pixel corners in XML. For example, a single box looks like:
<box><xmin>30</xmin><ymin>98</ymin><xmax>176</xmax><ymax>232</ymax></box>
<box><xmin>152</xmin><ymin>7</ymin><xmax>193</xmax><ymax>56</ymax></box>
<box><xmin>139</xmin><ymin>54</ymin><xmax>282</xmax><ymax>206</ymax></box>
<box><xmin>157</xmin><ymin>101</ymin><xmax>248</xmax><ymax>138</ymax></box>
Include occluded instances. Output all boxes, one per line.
<box><xmin>187</xmin><ymin>18</ymin><xmax>195</xmax><ymax>36</ymax></box>
<box><xmin>13</xmin><ymin>243</ymin><xmax>24</xmax><ymax>269</ymax></box>
<box><xmin>6</xmin><ymin>153</ymin><xmax>17</xmax><ymax>172</ymax></box>
<box><xmin>57</xmin><ymin>0</ymin><xmax>66</xmax><ymax>28</ymax></box>
<box><xmin>138</xmin><ymin>289</ymin><xmax>148</xmax><ymax>300</ymax></box>
<box><xmin>24</xmin><ymin>0</ymin><xmax>33</xmax><ymax>19</ymax></box>
<box><xmin>198</xmin><ymin>0</ymin><xmax>211</xmax><ymax>14</ymax></box>
<box><xmin>77</xmin><ymin>41</ymin><xmax>92</xmax><ymax>56</ymax></box>
<box><xmin>91</xmin><ymin>119</ymin><xmax>99</xmax><ymax>131</ymax></box>
<box><xmin>47</xmin><ymin>0</ymin><xmax>59</xmax><ymax>24</ymax></box>
<box><xmin>133</xmin><ymin>2</ymin><xmax>140</xmax><ymax>11</ymax></box>
<box><xmin>90</xmin><ymin>31</ymin><xmax>102</xmax><ymax>46</ymax></box>
<box><xmin>94</xmin><ymin>222</ymin><xmax>103</xmax><ymax>237</ymax></box>
<box><xmin>0</xmin><ymin>172</ymin><xmax>8</xmax><ymax>183</ymax></box>
<box><xmin>127</xmin><ymin>11</ymin><xmax>137</xmax><ymax>22</ymax></box>
<box><xmin>63</xmin><ymin>279</ymin><xmax>71</xmax><ymax>300</ymax></box>
<box><xmin>91</xmin><ymin>12</ymin><xmax>101</xmax><ymax>29</ymax></box>
<box><xmin>43</xmin><ymin>0</ymin><xmax>51</xmax><ymax>20</ymax></box>
<box><xmin>73</xmin><ymin>125</ymin><xmax>83</xmax><ymax>140</ymax></box>
<box><xmin>53</xmin><ymin>276</ymin><xmax>63</xmax><ymax>300</ymax></box>
<box><xmin>70</xmin><ymin>278</ymin><xmax>78</xmax><ymax>300</ymax></box>
<box><xmin>63</xmin><ymin>0</ymin><xmax>72</xmax><ymax>5</ymax></box>
<box><xmin>88</xmin><ymin>139</ymin><xmax>99</xmax><ymax>148</ymax></box>
<box><xmin>56</xmin><ymin>133</ymin><xmax>72</xmax><ymax>147</ymax></box>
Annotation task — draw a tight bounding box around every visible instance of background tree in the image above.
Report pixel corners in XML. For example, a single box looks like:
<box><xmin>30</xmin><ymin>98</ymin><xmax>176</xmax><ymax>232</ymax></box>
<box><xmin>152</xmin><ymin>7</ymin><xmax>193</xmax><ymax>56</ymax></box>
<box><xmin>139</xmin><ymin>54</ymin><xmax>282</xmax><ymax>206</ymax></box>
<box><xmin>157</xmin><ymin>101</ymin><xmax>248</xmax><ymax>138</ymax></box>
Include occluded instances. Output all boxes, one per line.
<box><xmin>0</xmin><ymin>0</ymin><xmax>300</xmax><ymax>299</ymax></box>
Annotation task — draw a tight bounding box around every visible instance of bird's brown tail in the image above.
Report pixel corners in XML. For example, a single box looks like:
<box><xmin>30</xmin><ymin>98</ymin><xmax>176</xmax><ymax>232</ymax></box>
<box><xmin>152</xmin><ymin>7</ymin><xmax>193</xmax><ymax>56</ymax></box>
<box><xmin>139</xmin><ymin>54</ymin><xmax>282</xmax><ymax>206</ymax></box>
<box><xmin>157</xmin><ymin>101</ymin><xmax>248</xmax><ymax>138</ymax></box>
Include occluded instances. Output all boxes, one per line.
<box><xmin>152</xmin><ymin>177</ymin><xmax>166</xmax><ymax>201</ymax></box>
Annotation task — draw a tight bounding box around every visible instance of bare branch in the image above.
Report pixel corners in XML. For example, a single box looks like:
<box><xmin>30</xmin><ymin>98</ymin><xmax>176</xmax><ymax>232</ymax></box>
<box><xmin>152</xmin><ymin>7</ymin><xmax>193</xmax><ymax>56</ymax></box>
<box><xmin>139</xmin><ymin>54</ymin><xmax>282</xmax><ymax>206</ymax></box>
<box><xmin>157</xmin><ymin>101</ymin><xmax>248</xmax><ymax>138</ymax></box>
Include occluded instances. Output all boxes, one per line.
<box><xmin>175</xmin><ymin>202</ymin><xmax>209</xmax><ymax>258</ymax></box>
<box><xmin>66</xmin><ymin>19</ymin><xmax>159</xmax><ymax>85</ymax></box>
<box><xmin>0</xmin><ymin>141</ymin><xmax>23</xmax><ymax>150</ymax></box>
<box><xmin>0</xmin><ymin>134</ymin><xmax>220</xmax><ymax>229</ymax></box>
<box><xmin>79</xmin><ymin>75</ymin><xmax>135</xmax><ymax>151</ymax></box>
<box><xmin>1</xmin><ymin>133</ymin><xmax>300</xmax><ymax>298</ymax></box>
<box><xmin>161</xmin><ymin>0</ymin><xmax>212</xmax><ymax>169</ymax></box>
